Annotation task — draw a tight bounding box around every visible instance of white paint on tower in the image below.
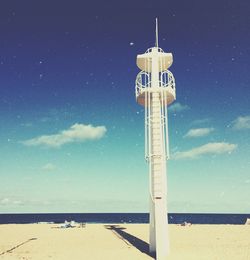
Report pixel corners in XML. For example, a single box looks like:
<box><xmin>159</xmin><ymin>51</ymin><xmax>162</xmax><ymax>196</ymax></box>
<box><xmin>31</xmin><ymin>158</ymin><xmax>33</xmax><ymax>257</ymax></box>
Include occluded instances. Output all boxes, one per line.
<box><xmin>135</xmin><ymin>18</ymin><xmax>176</xmax><ymax>260</ymax></box>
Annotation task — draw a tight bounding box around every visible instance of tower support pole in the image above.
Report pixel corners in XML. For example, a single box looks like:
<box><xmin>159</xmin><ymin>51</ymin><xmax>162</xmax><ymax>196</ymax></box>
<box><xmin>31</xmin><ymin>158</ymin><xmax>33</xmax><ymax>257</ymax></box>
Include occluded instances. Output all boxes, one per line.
<box><xmin>148</xmin><ymin>48</ymin><xmax>169</xmax><ymax>259</ymax></box>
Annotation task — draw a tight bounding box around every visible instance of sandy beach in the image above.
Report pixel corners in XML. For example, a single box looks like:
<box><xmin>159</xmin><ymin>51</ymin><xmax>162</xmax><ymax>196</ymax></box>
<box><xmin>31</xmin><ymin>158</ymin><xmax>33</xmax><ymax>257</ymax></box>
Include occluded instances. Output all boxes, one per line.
<box><xmin>0</xmin><ymin>223</ymin><xmax>250</xmax><ymax>259</ymax></box>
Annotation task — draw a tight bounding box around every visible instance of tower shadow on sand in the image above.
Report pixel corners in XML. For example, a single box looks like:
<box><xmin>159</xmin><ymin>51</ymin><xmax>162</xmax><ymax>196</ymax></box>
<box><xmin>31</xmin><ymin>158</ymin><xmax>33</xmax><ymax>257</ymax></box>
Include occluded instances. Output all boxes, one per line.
<box><xmin>105</xmin><ymin>225</ymin><xmax>155</xmax><ymax>258</ymax></box>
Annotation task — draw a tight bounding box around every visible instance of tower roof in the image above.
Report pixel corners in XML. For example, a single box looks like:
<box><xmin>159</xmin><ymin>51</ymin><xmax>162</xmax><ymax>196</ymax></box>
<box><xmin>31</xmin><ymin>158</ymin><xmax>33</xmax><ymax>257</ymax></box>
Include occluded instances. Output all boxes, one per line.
<box><xmin>136</xmin><ymin>51</ymin><xmax>173</xmax><ymax>72</ymax></box>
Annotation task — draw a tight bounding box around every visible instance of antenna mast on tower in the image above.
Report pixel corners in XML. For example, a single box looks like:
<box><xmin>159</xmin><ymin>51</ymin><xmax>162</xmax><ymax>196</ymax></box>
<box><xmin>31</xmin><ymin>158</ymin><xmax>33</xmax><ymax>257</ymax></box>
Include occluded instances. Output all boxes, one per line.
<box><xmin>155</xmin><ymin>18</ymin><xmax>159</xmax><ymax>48</ymax></box>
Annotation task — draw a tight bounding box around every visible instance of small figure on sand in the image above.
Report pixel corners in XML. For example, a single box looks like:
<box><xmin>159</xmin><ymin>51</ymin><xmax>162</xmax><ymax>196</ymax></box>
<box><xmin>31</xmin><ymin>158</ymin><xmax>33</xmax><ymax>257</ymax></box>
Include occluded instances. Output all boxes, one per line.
<box><xmin>180</xmin><ymin>221</ymin><xmax>192</xmax><ymax>227</ymax></box>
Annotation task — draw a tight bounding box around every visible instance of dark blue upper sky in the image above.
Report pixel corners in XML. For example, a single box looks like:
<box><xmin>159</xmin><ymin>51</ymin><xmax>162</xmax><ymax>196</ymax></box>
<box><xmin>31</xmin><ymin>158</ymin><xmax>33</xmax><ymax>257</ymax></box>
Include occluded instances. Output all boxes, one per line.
<box><xmin>1</xmin><ymin>1</ymin><xmax>250</xmax><ymax>116</ymax></box>
<box><xmin>0</xmin><ymin>1</ymin><xmax>250</xmax><ymax>213</ymax></box>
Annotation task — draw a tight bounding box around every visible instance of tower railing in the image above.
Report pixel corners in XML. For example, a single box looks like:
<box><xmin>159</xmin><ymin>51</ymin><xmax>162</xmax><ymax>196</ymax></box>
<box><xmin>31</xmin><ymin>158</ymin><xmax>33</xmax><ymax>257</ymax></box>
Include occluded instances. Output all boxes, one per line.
<box><xmin>146</xmin><ymin>47</ymin><xmax>164</xmax><ymax>53</ymax></box>
<box><xmin>135</xmin><ymin>70</ymin><xmax>175</xmax><ymax>101</ymax></box>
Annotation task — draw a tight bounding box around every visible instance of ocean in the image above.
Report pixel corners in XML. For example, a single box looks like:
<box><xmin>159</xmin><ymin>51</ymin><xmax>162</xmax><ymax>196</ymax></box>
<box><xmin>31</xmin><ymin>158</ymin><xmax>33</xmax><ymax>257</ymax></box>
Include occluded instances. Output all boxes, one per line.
<box><xmin>0</xmin><ymin>213</ymin><xmax>250</xmax><ymax>225</ymax></box>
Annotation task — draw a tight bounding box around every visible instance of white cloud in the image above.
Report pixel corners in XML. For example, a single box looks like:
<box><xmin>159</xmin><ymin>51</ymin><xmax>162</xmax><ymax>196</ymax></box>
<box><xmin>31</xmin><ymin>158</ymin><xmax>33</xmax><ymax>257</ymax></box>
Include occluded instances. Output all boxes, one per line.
<box><xmin>42</xmin><ymin>163</ymin><xmax>57</xmax><ymax>171</ymax></box>
<box><xmin>184</xmin><ymin>128</ymin><xmax>214</xmax><ymax>138</ymax></box>
<box><xmin>232</xmin><ymin>116</ymin><xmax>250</xmax><ymax>130</ymax></box>
<box><xmin>172</xmin><ymin>142</ymin><xmax>237</xmax><ymax>160</ymax></box>
<box><xmin>168</xmin><ymin>102</ymin><xmax>190</xmax><ymax>113</ymax></box>
<box><xmin>0</xmin><ymin>198</ymin><xmax>24</xmax><ymax>206</ymax></box>
<box><xmin>21</xmin><ymin>122</ymin><xmax>33</xmax><ymax>127</ymax></box>
<box><xmin>22</xmin><ymin>123</ymin><xmax>107</xmax><ymax>148</ymax></box>
<box><xmin>0</xmin><ymin>198</ymin><xmax>10</xmax><ymax>205</ymax></box>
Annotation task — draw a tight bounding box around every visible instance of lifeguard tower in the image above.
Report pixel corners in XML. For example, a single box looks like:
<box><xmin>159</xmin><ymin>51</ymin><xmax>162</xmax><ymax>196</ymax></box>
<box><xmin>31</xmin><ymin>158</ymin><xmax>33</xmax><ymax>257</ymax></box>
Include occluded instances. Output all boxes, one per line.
<box><xmin>135</xmin><ymin>18</ymin><xmax>176</xmax><ymax>259</ymax></box>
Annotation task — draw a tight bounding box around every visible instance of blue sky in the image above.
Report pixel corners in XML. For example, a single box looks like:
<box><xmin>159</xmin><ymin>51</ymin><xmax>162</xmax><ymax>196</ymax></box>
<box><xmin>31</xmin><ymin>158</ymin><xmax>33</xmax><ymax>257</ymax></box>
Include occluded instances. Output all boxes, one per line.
<box><xmin>0</xmin><ymin>1</ymin><xmax>250</xmax><ymax>213</ymax></box>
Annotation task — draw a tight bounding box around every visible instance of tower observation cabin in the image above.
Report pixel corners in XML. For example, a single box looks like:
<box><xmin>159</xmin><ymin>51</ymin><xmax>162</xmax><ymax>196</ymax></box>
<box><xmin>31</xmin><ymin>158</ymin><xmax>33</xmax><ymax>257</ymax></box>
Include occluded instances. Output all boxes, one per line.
<box><xmin>136</xmin><ymin>48</ymin><xmax>176</xmax><ymax>107</ymax></box>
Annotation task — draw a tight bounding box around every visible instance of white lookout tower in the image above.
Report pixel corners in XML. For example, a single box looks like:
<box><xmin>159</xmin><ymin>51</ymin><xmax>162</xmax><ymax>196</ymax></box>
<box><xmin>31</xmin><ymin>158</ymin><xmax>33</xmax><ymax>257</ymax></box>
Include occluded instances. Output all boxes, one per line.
<box><xmin>135</xmin><ymin>18</ymin><xmax>176</xmax><ymax>259</ymax></box>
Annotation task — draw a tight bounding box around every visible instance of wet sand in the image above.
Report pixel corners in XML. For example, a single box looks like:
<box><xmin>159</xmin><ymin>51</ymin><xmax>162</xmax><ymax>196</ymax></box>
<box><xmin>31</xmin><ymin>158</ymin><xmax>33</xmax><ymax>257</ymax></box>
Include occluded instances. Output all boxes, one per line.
<box><xmin>0</xmin><ymin>223</ymin><xmax>250</xmax><ymax>259</ymax></box>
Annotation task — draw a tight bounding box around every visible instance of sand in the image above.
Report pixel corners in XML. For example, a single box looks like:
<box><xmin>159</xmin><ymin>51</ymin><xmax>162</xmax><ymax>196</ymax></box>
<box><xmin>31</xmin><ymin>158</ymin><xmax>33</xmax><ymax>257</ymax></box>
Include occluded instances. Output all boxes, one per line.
<box><xmin>0</xmin><ymin>223</ymin><xmax>250</xmax><ymax>259</ymax></box>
